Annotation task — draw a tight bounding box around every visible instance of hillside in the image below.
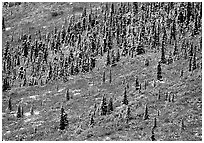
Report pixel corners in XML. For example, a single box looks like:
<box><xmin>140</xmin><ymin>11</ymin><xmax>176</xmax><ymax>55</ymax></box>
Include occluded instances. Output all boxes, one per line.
<box><xmin>2</xmin><ymin>2</ymin><xmax>202</xmax><ymax>141</ymax></box>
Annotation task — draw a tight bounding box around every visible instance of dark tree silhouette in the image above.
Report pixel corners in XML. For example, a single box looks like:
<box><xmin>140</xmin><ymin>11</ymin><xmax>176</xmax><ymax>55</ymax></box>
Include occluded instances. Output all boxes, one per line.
<box><xmin>157</xmin><ymin>62</ymin><xmax>162</xmax><ymax>81</ymax></box>
<box><xmin>122</xmin><ymin>87</ymin><xmax>128</xmax><ymax>105</ymax></box>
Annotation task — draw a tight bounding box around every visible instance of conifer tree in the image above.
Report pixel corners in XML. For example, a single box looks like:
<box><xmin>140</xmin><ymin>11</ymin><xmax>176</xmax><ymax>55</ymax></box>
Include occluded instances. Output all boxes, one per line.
<box><xmin>8</xmin><ymin>97</ymin><xmax>12</xmax><ymax>111</ymax></box>
<box><xmin>125</xmin><ymin>105</ymin><xmax>131</xmax><ymax>124</ymax></box>
<box><xmin>157</xmin><ymin>62</ymin><xmax>162</xmax><ymax>81</ymax></box>
<box><xmin>100</xmin><ymin>96</ymin><xmax>107</xmax><ymax>116</ymax></box>
<box><xmin>30</xmin><ymin>105</ymin><xmax>34</xmax><ymax>115</ymax></box>
<box><xmin>21</xmin><ymin>106</ymin><xmax>24</xmax><ymax>117</ymax></box>
<box><xmin>161</xmin><ymin>40</ymin><xmax>166</xmax><ymax>64</ymax></box>
<box><xmin>150</xmin><ymin>129</ymin><xmax>156</xmax><ymax>141</ymax></box>
<box><xmin>16</xmin><ymin>104</ymin><xmax>21</xmax><ymax>118</ymax></box>
<box><xmin>143</xmin><ymin>104</ymin><xmax>149</xmax><ymax>120</ymax></box>
<box><xmin>180</xmin><ymin>69</ymin><xmax>184</xmax><ymax>77</ymax></box>
<box><xmin>2</xmin><ymin>16</ymin><xmax>5</xmax><ymax>31</ymax></box>
<box><xmin>157</xmin><ymin>90</ymin><xmax>161</xmax><ymax>100</ymax></box>
<box><xmin>152</xmin><ymin>117</ymin><xmax>157</xmax><ymax>129</ymax></box>
<box><xmin>173</xmin><ymin>41</ymin><xmax>178</xmax><ymax>56</ymax></box>
<box><xmin>102</xmin><ymin>71</ymin><xmax>105</xmax><ymax>83</ymax></box>
<box><xmin>106</xmin><ymin>49</ymin><xmax>111</xmax><ymax>66</ymax></box>
<box><xmin>65</xmin><ymin>89</ymin><xmax>70</xmax><ymax>101</ymax></box>
<box><xmin>192</xmin><ymin>46</ymin><xmax>197</xmax><ymax>70</ymax></box>
<box><xmin>59</xmin><ymin>106</ymin><xmax>68</xmax><ymax>130</ymax></box>
<box><xmin>171</xmin><ymin>94</ymin><xmax>175</xmax><ymax>103</ymax></box>
<box><xmin>168</xmin><ymin>93</ymin><xmax>171</xmax><ymax>102</ymax></box>
<box><xmin>109</xmin><ymin>69</ymin><xmax>112</xmax><ymax>83</ymax></box>
<box><xmin>144</xmin><ymin>58</ymin><xmax>149</xmax><ymax>66</ymax></box>
<box><xmin>181</xmin><ymin>118</ymin><xmax>185</xmax><ymax>131</ymax></box>
<box><xmin>89</xmin><ymin>113</ymin><xmax>94</xmax><ymax>127</ymax></box>
<box><xmin>122</xmin><ymin>87</ymin><xmax>128</xmax><ymax>105</ymax></box>
<box><xmin>189</xmin><ymin>57</ymin><xmax>192</xmax><ymax>72</ymax></box>
<box><xmin>135</xmin><ymin>76</ymin><xmax>139</xmax><ymax>90</ymax></box>
<box><xmin>116</xmin><ymin>48</ymin><xmax>120</xmax><ymax>62</ymax></box>
<box><xmin>107</xmin><ymin>97</ymin><xmax>113</xmax><ymax>114</ymax></box>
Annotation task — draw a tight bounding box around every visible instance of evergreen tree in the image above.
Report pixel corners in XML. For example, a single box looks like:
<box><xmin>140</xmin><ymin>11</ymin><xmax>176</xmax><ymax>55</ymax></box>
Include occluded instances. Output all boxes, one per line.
<box><xmin>65</xmin><ymin>89</ymin><xmax>70</xmax><ymax>101</ymax></box>
<box><xmin>100</xmin><ymin>96</ymin><xmax>107</xmax><ymax>116</ymax></box>
<box><xmin>181</xmin><ymin>118</ymin><xmax>185</xmax><ymax>131</ymax></box>
<box><xmin>59</xmin><ymin>106</ymin><xmax>68</xmax><ymax>130</ymax></box>
<box><xmin>152</xmin><ymin>117</ymin><xmax>157</xmax><ymax>129</ymax></box>
<box><xmin>107</xmin><ymin>97</ymin><xmax>113</xmax><ymax>114</ymax></box>
<box><xmin>106</xmin><ymin>49</ymin><xmax>111</xmax><ymax>66</ymax></box>
<box><xmin>157</xmin><ymin>90</ymin><xmax>161</xmax><ymax>100</ymax></box>
<box><xmin>122</xmin><ymin>87</ymin><xmax>128</xmax><ymax>105</ymax></box>
<box><xmin>143</xmin><ymin>104</ymin><xmax>149</xmax><ymax>120</ymax></box>
<box><xmin>144</xmin><ymin>58</ymin><xmax>149</xmax><ymax>66</ymax></box>
<box><xmin>173</xmin><ymin>41</ymin><xmax>178</xmax><ymax>56</ymax></box>
<box><xmin>16</xmin><ymin>104</ymin><xmax>21</xmax><ymax>118</ymax></box>
<box><xmin>161</xmin><ymin>40</ymin><xmax>166</xmax><ymax>64</ymax></box>
<box><xmin>30</xmin><ymin>105</ymin><xmax>34</xmax><ymax>115</ymax></box>
<box><xmin>2</xmin><ymin>16</ymin><xmax>5</xmax><ymax>31</ymax></box>
<box><xmin>192</xmin><ymin>46</ymin><xmax>197</xmax><ymax>70</ymax></box>
<box><xmin>8</xmin><ymin>97</ymin><xmax>12</xmax><ymax>111</ymax></box>
<box><xmin>21</xmin><ymin>106</ymin><xmax>24</xmax><ymax>117</ymax></box>
<box><xmin>171</xmin><ymin>94</ymin><xmax>175</xmax><ymax>102</ymax></box>
<box><xmin>116</xmin><ymin>48</ymin><xmax>120</xmax><ymax>62</ymax></box>
<box><xmin>135</xmin><ymin>76</ymin><xmax>140</xmax><ymax>90</ymax></box>
<box><xmin>150</xmin><ymin>129</ymin><xmax>156</xmax><ymax>141</ymax></box>
<box><xmin>125</xmin><ymin>105</ymin><xmax>131</xmax><ymax>124</ymax></box>
<box><xmin>157</xmin><ymin>62</ymin><xmax>162</xmax><ymax>81</ymax></box>
<box><xmin>109</xmin><ymin>69</ymin><xmax>112</xmax><ymax>83</ymax></box>
<box><xmin>180</xmin><ymin>69</ymin><xmax>184</xmax><ymax>77</ymax></box>
<box><xmin>102</xmin><ymin>71</ymin><xmax>106</xmax><ymax>83</ymax></box>
<box><xmin>189</xmin><ymin>57</ymin><xmax>192</xmax><ymax>72</ymax></box>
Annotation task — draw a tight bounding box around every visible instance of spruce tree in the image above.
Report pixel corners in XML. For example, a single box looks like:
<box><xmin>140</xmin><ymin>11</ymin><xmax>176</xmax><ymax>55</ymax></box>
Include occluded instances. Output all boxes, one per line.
<box><xmin>189</xmin><ymin>57</ymin><xmax>192</xmax><ymax>72</ymax></box>
<box><xmin>2</xmin><ymin>16</ymin><xmax>5</xmax><ymax>31</ymax></box>
<box><xmin>7</xmin><ymin>97</ymin><xmax>12</xmax><ymax>111</ymax></box>
<box><xmin>171</xmin><ymin>94</ymin><xmax>175</xmax><ymax>103</ymax></box>
<box><xmin>21</xmin><ymin>106</ymin><xmax>24</xmax><ymax>117</ymax></box>
<box><xmin>180</xmin><ymin>69</ymin><xmax>184</xmax><ymax>77</ymax></box>
<box><xmin>116</xmin><ymin>48</ymin><xmax>120</xmax><ymax>62</ymax></box>
<box><xmin>157</xmin><ymin>62</ymin><xmax>162</xmax><ymax>81</ymax></box>
<box><xmin>125</xmin><ymin>105</ymin><xmax>131</xmax><ymax>124</ymax></box>
<box><xmin>161</xmin><ymin>40</ymin><xmax>166</xmax><ymax>64</ymax></box>
<box><xmin>150</xmin><ymin>129</ymin><xmax>156</xmax><ymax>141</ymax></box>
<box><xmin>102</xmin><ymin>71</ymin><xmax>105</xmax><ymax>83</ymax></box>
<box><xmin>59</xmin><ymin>106</ymin><xmax>68</xmax><ymax>130</ymax></box>
<box><xmin>135</xmin><ymin>76</ymin><xmax>139</xmax><ymax>90</ymax></box>
<box><xmin>152</xmin><ymin>117</ymin><xmax>157</xmax><ymax>129</ymax></box>
<box><xmin>122</xmin><ymin>87</ymin><xmax>128</xmax><ymax>105</ymax></box>
<box><xmin>16</xmin><ymin>104</ymin><xmax>21</xmax><ymax>118</ymax></box>
<box><xmin>181</xmin><ymin>118</ymin><xmax>185</xmax><ymax>131</ymax></box>
<box><xmin>157</xmin><ymin>90</ymin><xmax>161</xmax><ymax>100</ymax></box>
<box><xmin>143</xmin><ymin>104</ymin><xmax>149</xmax><ymax>120</ymax></box>
<box><xmin>106</xmin><ymin>49</ymin><xmax>111</xmax><ymax>66</ymax></box>
<box><xmin>173</xmin><ymin>41</ymin><xmax>178</xmax><ymax>56</ymax></box>
<box><xmin>109</xmin><ymin>69</ymin><xmax>112</xmax><ymax>83</ymax></box>
<box><xmin>30</xmin><ymin>105</ymin><xmax>34</xmax><ymax>115</ymax></box>
<box><xmin>192</xmin><ymin>46</ymin><xmax>197</xmax><ymax>70</ymax></box>
<box><xmin>100</xmin><ymin>96</ymin><xmax>107</xmax><ymax>116</ymax></box>
<box><xmin>145</xmin><ymin>58</ymin><xmax>149</xmax><ymax>66</ymax></box>
<box><xmin>107</xmin><ymin>97</ymin><xmax>113</xmax><ymax>114</ymax></box>
<box><xmin>65</xmin><ymin>89</ymin><xmax>70</xmax><ymax>101</ymax></box>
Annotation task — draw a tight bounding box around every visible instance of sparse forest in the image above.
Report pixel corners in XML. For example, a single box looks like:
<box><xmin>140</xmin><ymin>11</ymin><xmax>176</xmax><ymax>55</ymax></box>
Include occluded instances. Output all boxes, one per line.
<box><xmin>2</xmin><ymin>2</ymin><xmax>202</xmax><ymax>141</ymax></box>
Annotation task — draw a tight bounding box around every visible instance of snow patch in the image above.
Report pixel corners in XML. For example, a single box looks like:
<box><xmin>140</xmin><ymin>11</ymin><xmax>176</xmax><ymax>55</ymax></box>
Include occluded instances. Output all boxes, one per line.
<box><xmin>74</xmin><ymin>93</ymin><xmax>80</xmax><ymax>96</ymax></box>
<box><xmin>71</xmin><ymin>89</ymin><xmax>81</xmax><ymax>93</ymax></box>
<box><xmin>4</xmin><ymin>131</ymin><xmax>11</xmax><ymax>135</ymax></box>
<box><xmin>58</xmin><ymin>88</ymin><xmax>65</xmax><ymax>92</ymax></box>
<box><xmin>29</xmin><ymin>95</ymin><xmax>39</xmax><ymax>99</ymax></box>
<box><xmin>6</xmin><ymin>27</ymin><xmax>11</xmax><ymax>31</ymax></box>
